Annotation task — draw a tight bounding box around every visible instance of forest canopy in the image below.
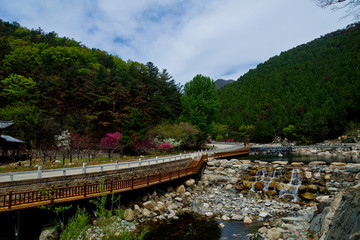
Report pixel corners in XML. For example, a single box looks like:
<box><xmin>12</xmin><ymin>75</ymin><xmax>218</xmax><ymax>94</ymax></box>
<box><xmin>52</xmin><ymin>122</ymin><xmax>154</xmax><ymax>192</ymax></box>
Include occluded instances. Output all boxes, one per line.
<box><xmin>0</xmin><ymin>20</ymin><xmax>183</xmax><ymax>150</ymax></box>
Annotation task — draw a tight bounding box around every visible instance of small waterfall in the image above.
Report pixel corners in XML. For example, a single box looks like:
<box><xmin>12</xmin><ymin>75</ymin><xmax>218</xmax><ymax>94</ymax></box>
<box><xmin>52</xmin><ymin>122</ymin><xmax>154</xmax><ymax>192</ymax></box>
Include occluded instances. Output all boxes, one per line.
<box><xmin>250</xmin><ymin>169</ymin><xmax>267</xmax><ymax>193</ymax></box>
<box><xmin>279</xmin><ymin>168</ymin><xmax>303</xmax><ymax>202</ymax></box>
<box><xmin>263</xmin><ymin>169</ymin><xmax>277</xmax><ymax>192</ymax></box>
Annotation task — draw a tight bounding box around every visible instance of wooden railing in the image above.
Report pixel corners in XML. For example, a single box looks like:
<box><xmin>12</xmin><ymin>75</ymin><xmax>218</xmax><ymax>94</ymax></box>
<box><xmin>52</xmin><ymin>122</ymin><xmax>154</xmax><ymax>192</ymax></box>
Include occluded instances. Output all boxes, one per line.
<box><xmin>0</xmin><ymin>155</ymin><xmax>208</xmax><ymax>212</ymax></box>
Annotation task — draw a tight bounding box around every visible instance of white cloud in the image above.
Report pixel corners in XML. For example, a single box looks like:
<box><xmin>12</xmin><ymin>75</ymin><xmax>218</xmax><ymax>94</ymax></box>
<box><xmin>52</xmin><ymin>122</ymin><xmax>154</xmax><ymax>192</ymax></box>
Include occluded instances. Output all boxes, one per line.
<box><xmin>0</xmin><ymin>0</ymin><xmax>353</xmax><ymax>84</ymax></box>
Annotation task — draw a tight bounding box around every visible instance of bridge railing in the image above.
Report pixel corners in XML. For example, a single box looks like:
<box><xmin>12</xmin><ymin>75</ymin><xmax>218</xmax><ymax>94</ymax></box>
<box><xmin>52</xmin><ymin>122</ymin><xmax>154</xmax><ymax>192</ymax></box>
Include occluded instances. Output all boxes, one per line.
<box><xmin>0</xmin><ymin>152</ymin><xmax>202</xmax><ymax>182</ymax></box>
<box><xmin>0</xmin><ymin>155</ymin><xmax>208</xmax><ymax>211</ymax></box>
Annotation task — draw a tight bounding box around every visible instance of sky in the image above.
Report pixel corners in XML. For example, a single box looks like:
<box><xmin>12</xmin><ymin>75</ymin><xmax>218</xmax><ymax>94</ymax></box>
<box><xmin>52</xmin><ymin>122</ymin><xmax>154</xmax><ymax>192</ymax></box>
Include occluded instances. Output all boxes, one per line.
<box><xmin>0</xmin><ymin>0</ymin><xmax>354</xmax><ymax>85</ymax></box>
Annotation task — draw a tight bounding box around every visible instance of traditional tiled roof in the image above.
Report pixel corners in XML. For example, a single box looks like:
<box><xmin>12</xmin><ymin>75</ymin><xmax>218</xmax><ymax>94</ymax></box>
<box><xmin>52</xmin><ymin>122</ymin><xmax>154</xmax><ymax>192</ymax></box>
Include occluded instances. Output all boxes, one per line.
<box><xmin>0</xmin><ymin>120</ymin><xmax>14</xmax><ymax>130</ymax></box>
<box><xmin>1</xmin><ymin>135</ymin><xmax>25</xmax><ymax>143</ymax></box>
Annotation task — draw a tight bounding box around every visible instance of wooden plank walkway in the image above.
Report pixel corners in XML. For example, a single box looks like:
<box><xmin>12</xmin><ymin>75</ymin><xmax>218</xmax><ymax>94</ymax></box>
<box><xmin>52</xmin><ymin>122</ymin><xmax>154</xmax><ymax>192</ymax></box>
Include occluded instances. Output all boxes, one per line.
<box><xmin>212</xmin><ymin>148</ymin><xmax>249</xmax><ymax>159</ymax></box>
<box><xmin>0</xmin><ymin>155</ymin><xmax>208</xmax><ymax>212</ymax></box>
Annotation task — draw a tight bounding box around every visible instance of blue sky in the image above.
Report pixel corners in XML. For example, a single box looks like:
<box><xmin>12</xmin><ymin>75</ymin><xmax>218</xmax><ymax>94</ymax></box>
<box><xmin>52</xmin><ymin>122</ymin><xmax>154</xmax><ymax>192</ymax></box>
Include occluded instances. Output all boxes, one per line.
<box><xmin>0</xmin><ymin>0</ymin><xmax>353</xmax><ymax>85</ymax></box>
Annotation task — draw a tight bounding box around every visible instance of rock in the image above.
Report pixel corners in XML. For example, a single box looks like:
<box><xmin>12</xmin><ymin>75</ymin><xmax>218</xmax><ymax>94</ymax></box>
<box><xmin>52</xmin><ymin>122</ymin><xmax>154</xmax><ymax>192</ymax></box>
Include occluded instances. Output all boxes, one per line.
<box><xmin>330</xmin><ymin>162</ymin><xmax>347</xmax><ymax>166</ymax></box>
<box><xmin>39</xmin><ymin>229</ymin><xmax>59</xmax><ymax>240</ymax></box>
<box><xmin>265</xmin><ymin>190</ymin><xmax>277</xmax><ymax>196</ymax></box>
<box><xmin>176</xmin><ymin>185</ymin><xmax>186</xmax><ymax>193</ymax></box>
<box><xmin>234</xmin><ymin>183</ymin><xmax>244</xmax><ymax>191</ymax></box>
<box><xmin>244</xmin><ymin>216</ymin><xmax>252</xmax><ymax>224</ymax></box>
<box><xmin>266</xmin><ymin>228</ymin><xmax>283</xmax><ymax>240</ymax></box>
<box><xmin>312</xmin><ymin>190</ymin><xmax>344</xmax><ymax>238</ymax></box>
<box><xmin>221</xmin><ymin>215</ymin><xmax>230</xmax><ymax>221</ymax></box>
<box><xmin>346</xmin><ymin>166</ymin><xmax>360</xmax><ymax>173</ymax></box>
<box><xmin>272</xmin><ymin>161</ymin><xmax>288</xmax><ymax>165</ymax></box>
<box><xmin>239</xmin><ymin>160</ymin><xmax>251</xmax><ymax>164</ymax></box>
<box><xmin>142</xmin><ymin>208</ymin><xmax>152</xmax><ymax>217</ymax></box>
<box><xmin>124</xmin><ymin>208</ymin><xmax>135</xmax><ymax>221</ymax></box>
<box><xmin>308</xmin><ymin>161</ymin><xmax>326</xmax><ymax>166</ymax></box>
<box><xmin>143</xmin><ymin>201</ymin><xmax>154</xmax><ymax>209</ymax></box>
<box><xmin>305</xmin><ymin>171</ymin><xmax>312</xmax><ymax>179</ymax></box>
<box><xmin>174</xmin><ymin>197</ymin><xmax>182</xmax><ymax>202</ymax></box>
<box><xmin>291</xmin><ymin>162</ymin><xmax>304</xmax><ymax>167</ymax></box>
<box><xmin>205</xmin><ymin>212</ymin><xmax>214</xmax><ymax>217</ymax></box>
<box><xmin>254</xmin><ymin>181</ymin><xmax>264</xmax><ymax>191</ymax></box>
<box><xmin>245</xmin><ymin>181</ymin><xmax>254</xmax><ymax>189</ymax></box>
<box><xmin>314</xmin><ymin>172</ymin><xmax>321</xmax><ymax>180</ymax></box>
<box><xmin>307</xmin><ymin>184</ymin><xmax>318</xmax><ymax>193</ymax></box>
<box><xmin>258</xmin><ymin>226</ymin><xmax>268</xmax><ymax>234</ymax></box>
<box><xmin>184</xmin><ymin>192</ymin><xmax>191</xmax><ymax>197</ymax></box>
<box><xmin>185</xmin><ymin>179</ymin><xmax>196</xmax><ymax>188</ymax></box>
<box><xmin>231</xmin><ymin>215</ymin><xmax>244</xmax><ymax>221</ymax></box>
<box><xmin>300</xmin><ymin>192</ymin><xmax>316</xmax><ymax>201</ymax></box>
<box><xmin>225</xmin><ymin>184</ymin><xmax>233</xmax><ymax>190</ymax></box>
<box><xmin>259</xmin><ymin>212</ymin><xmax>269</xmax><ymax>218</ymax></box>
<box><xmin>207</xmin><ymin>161</ymin><xmax>215</xmax><ymax>167</ymax></box>
<box><xmin>316</xmin><ymin>195</ymin><xmax>330</xmax><ymax>202</ymax></box>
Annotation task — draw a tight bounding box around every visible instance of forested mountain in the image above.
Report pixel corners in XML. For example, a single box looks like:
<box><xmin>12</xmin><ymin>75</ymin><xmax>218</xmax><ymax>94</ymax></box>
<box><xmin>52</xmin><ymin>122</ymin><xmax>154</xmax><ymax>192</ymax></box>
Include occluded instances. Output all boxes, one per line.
<box><xmin>215</xmin><ymin>79</ymin><xmax>235</xmax><ymax>89</ymax></box>
<box><xmin>0</xmin><ymin>20</ymin><xmax>182</xmax><ymax>147</ymax></box>
<box><xmin>216</xmin><ymin>23</ymin><xmax>360</xmax><ymax>143</ymax></box>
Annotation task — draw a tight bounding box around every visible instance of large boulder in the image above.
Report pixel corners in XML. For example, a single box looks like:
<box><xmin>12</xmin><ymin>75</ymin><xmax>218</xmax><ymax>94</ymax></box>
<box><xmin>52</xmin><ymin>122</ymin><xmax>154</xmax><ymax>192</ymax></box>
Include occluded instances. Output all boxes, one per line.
<box><xmin>124</xmin><ymin>208</ymin><xmax>135</xmax><ymax>221</ymax></box>
<box><xmin>176</xmin><ymin>185</ymin><xmax>186</xmax><ymax>193</ymax></box>
<box><xmin>266</xmin><ymin>228</ymin><xmax>282</xmax><ymax>240</ymax></box>
<box><xmin>39</xmin><ymin>229</ymin><xmax>59</xmax><ymax>240</ymax></box>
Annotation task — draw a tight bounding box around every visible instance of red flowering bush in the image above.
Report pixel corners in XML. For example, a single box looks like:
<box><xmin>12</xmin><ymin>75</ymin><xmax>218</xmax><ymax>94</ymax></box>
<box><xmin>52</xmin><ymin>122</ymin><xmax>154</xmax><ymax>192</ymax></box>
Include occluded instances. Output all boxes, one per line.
<box><xmin>158</xmin><ymin>143</ymin><xmax>173</xmax><ymax>151</ymax></box>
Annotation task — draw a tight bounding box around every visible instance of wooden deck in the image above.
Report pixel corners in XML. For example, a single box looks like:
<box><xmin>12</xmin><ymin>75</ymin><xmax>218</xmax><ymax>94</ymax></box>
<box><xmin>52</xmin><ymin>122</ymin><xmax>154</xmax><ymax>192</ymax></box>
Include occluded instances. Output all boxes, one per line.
<box><xmin>0</xmin><ymin>155</ymin><xmax>208</xmax><ymax>212</ymax></box>
<box><xmin>212</xmin><ymin>148</ymin><xmax>249</xmax><ymax>159</ymax></box>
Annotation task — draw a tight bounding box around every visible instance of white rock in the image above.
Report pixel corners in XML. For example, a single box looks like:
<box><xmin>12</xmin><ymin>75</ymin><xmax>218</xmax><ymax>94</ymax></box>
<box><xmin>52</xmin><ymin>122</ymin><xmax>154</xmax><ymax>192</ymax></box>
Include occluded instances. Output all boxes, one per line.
<box><xmin>221</xmin><ymin>215</ymin><xmax>231</xmax><ymax>221</ymax></box>
<box><xmin>205</xmin><ymin>212</ymin><xmax>214</xmax><ymax>217</ymax></box>
<box><xmin>244</xmin><ymin>216</ymin><xmax>252</xmax><ymax>224</ymax></box>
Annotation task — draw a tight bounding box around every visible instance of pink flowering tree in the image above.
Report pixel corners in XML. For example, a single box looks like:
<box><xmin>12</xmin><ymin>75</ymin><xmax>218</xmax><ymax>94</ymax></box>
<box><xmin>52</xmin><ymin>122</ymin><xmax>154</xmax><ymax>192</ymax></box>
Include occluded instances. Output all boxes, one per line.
<box><xmin>99</xmin><ymin>132</ymin><xmax>122</xmax><ymax>160</ymax></box>
<box><xmin>158</xmin><ymin>143</ymin><xmax>173</xmax><ymax>152</ymax></box>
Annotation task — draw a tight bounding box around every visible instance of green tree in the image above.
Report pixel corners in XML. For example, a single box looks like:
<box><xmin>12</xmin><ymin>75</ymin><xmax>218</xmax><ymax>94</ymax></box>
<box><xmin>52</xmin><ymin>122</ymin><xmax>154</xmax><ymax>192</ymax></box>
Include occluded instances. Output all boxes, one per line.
<box><xmin>180</xmin><ymin>74</ymin><xmax>220</xmax><ymax>135</ymax></box>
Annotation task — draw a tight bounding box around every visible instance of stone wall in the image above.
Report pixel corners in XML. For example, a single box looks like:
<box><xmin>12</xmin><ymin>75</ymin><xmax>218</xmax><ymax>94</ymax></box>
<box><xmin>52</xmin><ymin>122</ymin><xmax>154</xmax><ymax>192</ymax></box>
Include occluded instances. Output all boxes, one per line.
<box><xmin>0</xmin><ymin>158</ymin><xmax>193</xmax><ymax>194</ymax></box>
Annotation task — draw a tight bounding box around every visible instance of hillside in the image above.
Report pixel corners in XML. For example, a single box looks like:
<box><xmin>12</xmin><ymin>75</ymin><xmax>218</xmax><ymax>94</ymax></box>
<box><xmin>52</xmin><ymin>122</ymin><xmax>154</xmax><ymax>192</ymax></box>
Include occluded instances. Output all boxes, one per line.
<box><xmin>216</xmin><ymin>23</ymin><xmax>360</xmax><ymax>142</ymax></box>
<box><xmin>215</xmin><ymin>79</ymin><xmax>235</xmax><ymax>89</ymax></box>
<box><xmin>0</xmin><ymin>20</ymin><xmax>182</xmax><ymax>146</ymax></box>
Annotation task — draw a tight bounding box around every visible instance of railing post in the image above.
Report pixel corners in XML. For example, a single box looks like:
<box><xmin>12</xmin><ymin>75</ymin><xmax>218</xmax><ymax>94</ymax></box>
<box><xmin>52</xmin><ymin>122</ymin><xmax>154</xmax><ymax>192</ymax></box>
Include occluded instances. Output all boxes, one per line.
<box><xmin>37</xmin><ymin>166</ymin><xmax>42</xmax><ymax>178</ymax></box>
<box><xmin>147</xmin><ymin>174</ymin><xmax>150</xmax><ymax>185</ymax></box>
<box><xmin>51</xmin><ymin>185</ymin><xmax>55</xmax><ymax>202</ymax></box>
<box><xmin>83</xmin><ymin>162</ymin><xmax>87</xmax><ymax>174</ymax></box>
<box><xmin>63</xmin><ymin>169</ymin><xmax>66</xmax><ymax>176</ymax></box>
<box><xmin>110</xmin><ymin>179</ymin><xmax>113</xmax><ymax>192</ymax></box>
<box><xmin>8</xmin><ymin>190</ymin><xmax>12</xmax><ymax>209</ymax></box>
<box><xmin>10</xmin><ymin>173</ymin><xmax>14</xmax><ymax>182</ymax></box>
<box><xmin>84</xmin><ymin>182</ymin><xmax>87</xmax><ymax>197</ymax></box>
<box><xmin>131</xmin><ymin>177</ymin><xmax>134</xmax><ymax>189</ymax></box>
<box><xmin>159</xmin><ymin>172</ymin><xmax>161</xmax><ymax>182</ymax></box>
<box><xmin>178</xmin><ymin>169</ymin><xmax>180</xmax><ymax>178</ymax></box>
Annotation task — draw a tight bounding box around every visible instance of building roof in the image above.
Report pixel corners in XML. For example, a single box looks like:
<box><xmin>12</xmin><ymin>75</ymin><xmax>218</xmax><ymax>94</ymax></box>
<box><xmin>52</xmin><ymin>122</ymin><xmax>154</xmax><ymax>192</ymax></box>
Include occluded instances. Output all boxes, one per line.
<box><xmin>0</xmin><ymin>120</ymin><xmax>14</xmax><ymax>130</ymax></box>
<box><xmin>1</xmin><ymin>135</ymin><xmax>25</xmax><ymax>143</ymax></box>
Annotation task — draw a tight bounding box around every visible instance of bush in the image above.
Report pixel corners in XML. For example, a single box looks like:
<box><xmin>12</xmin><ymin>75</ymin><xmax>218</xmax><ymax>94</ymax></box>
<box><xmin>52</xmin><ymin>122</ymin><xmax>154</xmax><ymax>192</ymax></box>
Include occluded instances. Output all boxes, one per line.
<box><xmin>60</xmin><ymin>207</ymin><xmax>89</xmax><ymax>240</ymax></box>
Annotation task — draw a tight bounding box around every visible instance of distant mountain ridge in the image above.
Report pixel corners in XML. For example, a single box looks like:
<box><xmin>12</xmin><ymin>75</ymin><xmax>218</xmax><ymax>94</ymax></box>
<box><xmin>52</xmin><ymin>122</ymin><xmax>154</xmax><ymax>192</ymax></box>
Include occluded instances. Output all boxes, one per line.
<box><xmin>215</xmin><ymin>79</ymin><xmax>235</xmax><ymax>89</ymax></box>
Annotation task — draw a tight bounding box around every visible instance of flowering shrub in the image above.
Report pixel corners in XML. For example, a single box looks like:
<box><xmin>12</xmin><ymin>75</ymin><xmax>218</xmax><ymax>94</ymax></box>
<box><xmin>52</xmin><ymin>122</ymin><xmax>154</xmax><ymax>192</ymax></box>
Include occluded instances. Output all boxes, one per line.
<box><xmin>99</xmin><ymin>132</ymin><xmax>122</xmax><ymax>160</ymax></box>
<box><xmin>99</xmin><ymin>132</ymin><xmax>122</xmax><ymax>150</ymax></box>
<box><xmin>158</xmin><ymin>143</ymin><xmax>173</xmax><ymax>151</ymax></box>
<box><xmin>55</xmin><ymin>130</ymin><xmax>71</xmax><ymax>149</ymax></box>
<box><xmin>156</xmin><ymin>138</ymin><xmax>181</xmax><ymax>148</ymax></box>
<box><xmin>227</xmin><ymin>139</ymin><xmax>234</xmax><ymax>142</ymax></box>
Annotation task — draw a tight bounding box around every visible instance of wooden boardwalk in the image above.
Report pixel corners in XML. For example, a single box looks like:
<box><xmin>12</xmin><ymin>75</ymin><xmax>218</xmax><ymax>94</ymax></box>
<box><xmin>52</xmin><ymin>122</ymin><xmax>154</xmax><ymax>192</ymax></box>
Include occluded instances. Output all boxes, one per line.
<box><xmin>212</xmin><ymin>148</ymin><xmax>249</xmax><ymax>159</ymax></box>
<box><xmin>0</xmin><ymin>155</ymin><xmax>208</xmax><ymax>212</ymax></box>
